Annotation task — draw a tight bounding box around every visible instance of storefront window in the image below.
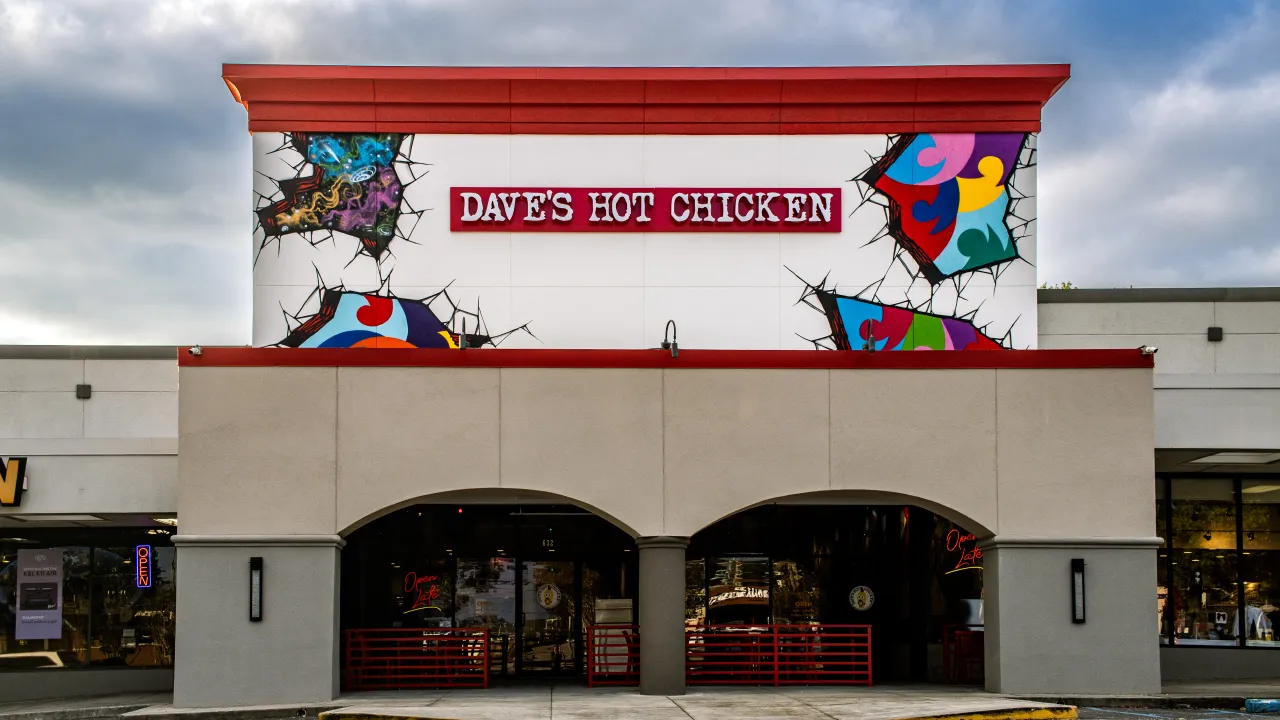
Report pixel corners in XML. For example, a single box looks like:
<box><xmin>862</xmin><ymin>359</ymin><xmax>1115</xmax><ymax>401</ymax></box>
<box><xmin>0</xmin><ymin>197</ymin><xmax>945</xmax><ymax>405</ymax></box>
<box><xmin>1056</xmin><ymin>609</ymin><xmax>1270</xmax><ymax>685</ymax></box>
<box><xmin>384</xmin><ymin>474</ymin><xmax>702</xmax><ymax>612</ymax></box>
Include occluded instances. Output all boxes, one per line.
<box><xmin>1157</xmin><ymin>480</ymin><xmax>1170</xmax><ymax>644</ymax></box>
<box><xmin>1242</xmin><ymin>481</ymin><xmax>1280</xmax><ymax>646</ymax></box>
<box><xmin>1169</xmin><ymin>479</ymin><xmax>1238</xmax><ymax>646</ymax></box>
<box><xmin>0</xmin><ymin>534</ymin><xmax>174</xmax><ymax>671</ymax></box>
<box><xmin>684</xmin><ymin>559</ymin><xmax>705</xmax><ymax>626</ymax></box>
<box><xmin>707</xmin><ymin>556</ymin><xmax>770</xmax><ymax>625</ymax></box>
<box><xmin>90</xmin><ymin>546</ymin><xmax>176</xmax><ymax>667</ymax></box>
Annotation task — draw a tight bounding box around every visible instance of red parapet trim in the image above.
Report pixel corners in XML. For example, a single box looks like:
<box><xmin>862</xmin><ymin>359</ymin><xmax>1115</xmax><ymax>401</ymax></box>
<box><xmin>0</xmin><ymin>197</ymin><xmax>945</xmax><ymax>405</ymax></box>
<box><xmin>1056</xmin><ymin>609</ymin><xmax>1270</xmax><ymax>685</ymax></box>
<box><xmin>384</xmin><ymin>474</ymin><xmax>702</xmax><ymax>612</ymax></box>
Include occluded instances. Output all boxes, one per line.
<box><xmin>180</xmin><ymin>348</ymin><xmax>1153</xmax><ymax>370</ymax></box>
<box><xmin>224</xmin><ymin>63</ymin><xmax>1069</xmax><ymax>135</ymax></box>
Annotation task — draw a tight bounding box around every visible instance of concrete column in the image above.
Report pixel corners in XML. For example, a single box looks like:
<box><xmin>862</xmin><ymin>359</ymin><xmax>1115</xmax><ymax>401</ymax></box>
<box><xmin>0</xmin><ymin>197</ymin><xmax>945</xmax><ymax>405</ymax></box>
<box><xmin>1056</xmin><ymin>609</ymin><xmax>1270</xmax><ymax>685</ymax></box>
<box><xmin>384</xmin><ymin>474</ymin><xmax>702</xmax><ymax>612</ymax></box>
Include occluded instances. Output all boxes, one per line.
<box><xmin>171</xmin><ymin>534</ymin><xmax>343</xmax><ymax>708</ymax></box>
<box><xmin>982</xmin><ymin>536</ymin><xmax>1163</xmax><ymax>695</ymax></box>
<box><xmin>637</xmin><ymin>536</ymin><xmax>689</xmax><ymax>696</ymax></box>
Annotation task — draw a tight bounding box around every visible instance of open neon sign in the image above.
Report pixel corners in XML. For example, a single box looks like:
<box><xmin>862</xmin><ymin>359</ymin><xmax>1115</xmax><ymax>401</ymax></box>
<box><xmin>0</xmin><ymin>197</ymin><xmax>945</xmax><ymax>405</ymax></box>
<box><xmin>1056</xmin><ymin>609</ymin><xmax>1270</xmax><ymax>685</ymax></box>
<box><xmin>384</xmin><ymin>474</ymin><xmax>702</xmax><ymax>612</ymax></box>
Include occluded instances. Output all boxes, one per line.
<box><xmin>403</xmin><ymin>572</ymin><xmax>441</xmax><ymax>614</ymax></box>
<box><xmin>135</xmin><ymin>545</ymin><xmax>153</xmax><ymax>588</ymax></box>
<box><xmin>945</xmin><ymin>529</ymin><xmax>983</xmax><ymax>574</ymax></box>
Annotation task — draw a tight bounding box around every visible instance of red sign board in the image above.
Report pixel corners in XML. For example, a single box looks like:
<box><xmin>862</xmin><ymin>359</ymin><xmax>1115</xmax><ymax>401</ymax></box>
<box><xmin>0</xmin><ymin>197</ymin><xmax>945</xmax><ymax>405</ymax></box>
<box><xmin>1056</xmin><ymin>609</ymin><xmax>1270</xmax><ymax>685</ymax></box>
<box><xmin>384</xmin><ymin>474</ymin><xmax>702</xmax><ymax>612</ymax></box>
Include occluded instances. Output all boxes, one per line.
<box><xmin>451</xmin><ymin>187</ymin><xmax>842</xmax><ymax>232</ymax></box>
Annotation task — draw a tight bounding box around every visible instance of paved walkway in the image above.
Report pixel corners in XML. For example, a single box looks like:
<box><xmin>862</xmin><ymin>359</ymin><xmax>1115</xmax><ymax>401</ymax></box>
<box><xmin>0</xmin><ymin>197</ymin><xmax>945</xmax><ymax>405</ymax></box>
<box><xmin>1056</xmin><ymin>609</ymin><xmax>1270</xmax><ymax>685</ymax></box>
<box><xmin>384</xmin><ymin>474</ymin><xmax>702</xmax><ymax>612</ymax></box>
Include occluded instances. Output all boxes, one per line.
<box><xmin>320</xmin><ymin>685</ymin><xmax>1073</xmax><ymax>720</ymax></box>
<box><xmin>0</xmin><ymin>686</ymin><xmax>1072</xmax><ymax>720</ymax></box>
<box><xmin>4</xmin><ymin>681</ymin><xmax>1280</xmax><ymax>720</ymax></box>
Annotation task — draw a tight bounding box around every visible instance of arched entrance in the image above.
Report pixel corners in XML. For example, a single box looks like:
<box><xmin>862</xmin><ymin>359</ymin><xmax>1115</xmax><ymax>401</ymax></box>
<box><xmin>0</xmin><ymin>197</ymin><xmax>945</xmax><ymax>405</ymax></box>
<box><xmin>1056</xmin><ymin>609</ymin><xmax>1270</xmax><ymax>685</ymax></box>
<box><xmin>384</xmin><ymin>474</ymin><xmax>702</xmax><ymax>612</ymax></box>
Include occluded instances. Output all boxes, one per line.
<box><xmin>687</xmin><ymin>498</ymin><xmax>988</xmax><ymax>684</ymax></box>
<box><xmin>340</xmin><ymin>491</ymin><xmax>637</xmax><ymax>686</ymax></box>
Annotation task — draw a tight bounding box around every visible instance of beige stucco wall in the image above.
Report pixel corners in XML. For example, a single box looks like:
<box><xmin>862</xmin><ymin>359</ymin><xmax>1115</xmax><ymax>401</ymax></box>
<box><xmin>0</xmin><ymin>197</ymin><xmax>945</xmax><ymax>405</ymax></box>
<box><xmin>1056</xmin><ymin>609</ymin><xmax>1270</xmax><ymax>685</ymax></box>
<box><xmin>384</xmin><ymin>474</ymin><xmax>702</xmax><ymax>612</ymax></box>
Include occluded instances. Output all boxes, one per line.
<box><xmin>179</xmin><ymin>364</ymin><xmax>1154</xmax><ymax>541</ymax></box>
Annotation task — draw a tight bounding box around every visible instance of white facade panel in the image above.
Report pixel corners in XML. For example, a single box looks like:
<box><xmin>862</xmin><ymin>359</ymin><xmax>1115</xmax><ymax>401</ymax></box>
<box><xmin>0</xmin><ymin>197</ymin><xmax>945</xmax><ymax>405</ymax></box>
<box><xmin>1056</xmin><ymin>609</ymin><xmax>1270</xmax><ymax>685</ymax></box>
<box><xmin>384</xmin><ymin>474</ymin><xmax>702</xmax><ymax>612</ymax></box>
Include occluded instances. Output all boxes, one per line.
<box><xmin>251</xmin><ymin>133</ymin><xmax>1040</xmax><ymax>352</ymax></box>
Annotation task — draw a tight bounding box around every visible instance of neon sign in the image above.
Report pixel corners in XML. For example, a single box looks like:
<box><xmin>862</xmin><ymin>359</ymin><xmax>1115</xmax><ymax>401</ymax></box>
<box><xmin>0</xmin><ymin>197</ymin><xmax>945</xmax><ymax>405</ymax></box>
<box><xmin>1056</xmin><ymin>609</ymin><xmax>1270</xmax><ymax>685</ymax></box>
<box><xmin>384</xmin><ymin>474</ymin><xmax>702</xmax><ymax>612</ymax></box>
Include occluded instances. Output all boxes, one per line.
<box><xmin>945</xmin><ymin>529</ymin><xmax>982</xmax><ymax>574</ymax></box>
<box><xmin>135</xmin><ymin>545</ymin><xmax>153</xmax><ymax>588</ymax></box>
<box><xmin>403</xmin><ymin>572</ymin><xmax>441</xmax><ymax>614</ymax></box>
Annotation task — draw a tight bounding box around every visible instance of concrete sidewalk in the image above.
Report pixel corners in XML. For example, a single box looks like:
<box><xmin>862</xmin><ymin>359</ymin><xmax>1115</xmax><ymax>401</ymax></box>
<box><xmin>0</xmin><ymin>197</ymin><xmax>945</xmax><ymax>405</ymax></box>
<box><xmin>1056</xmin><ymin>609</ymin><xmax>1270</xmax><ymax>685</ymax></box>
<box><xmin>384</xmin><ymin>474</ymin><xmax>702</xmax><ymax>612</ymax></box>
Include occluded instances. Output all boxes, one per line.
<box><xmin>4</xmin><ymin>681</ymin><xmax>1280</xmax><ymax>720</ymax></box>
<box><xmin>0</xmin><ymin>685</ymin><xmax>1073</xmax><ymax>720</ymax></box>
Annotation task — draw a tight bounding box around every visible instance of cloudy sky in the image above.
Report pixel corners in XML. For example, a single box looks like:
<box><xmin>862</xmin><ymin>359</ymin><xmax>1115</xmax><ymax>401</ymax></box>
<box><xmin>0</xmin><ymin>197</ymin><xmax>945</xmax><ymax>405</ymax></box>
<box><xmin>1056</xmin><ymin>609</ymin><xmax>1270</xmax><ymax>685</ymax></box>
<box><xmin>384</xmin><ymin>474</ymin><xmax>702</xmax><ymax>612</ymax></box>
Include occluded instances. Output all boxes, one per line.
<box><xmin>1</xmin><ymin>0</ymin><xmax>1277</xmax><ymax>345</ymax></box>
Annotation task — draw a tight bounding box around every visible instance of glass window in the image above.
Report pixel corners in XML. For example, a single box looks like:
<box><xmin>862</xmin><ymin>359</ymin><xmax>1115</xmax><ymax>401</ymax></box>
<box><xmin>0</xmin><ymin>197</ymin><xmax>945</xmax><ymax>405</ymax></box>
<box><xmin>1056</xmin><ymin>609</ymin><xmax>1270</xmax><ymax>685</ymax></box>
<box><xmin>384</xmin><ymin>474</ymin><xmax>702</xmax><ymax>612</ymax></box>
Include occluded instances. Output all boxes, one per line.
<box><xmin>1170</xmin><ymin>479</ymin><xmax>1238</xmax><ymax>646</ymax></box>
<box><xmin>90</xmin><ymin>547</ymin><xmax>176</xmax><ymax>667</ymax></box>
<box><xmin>771</xmin><ymin>559</ymin><xmax>820</xmax><ymax>625</ymax></box>
<box><xmin>1157</xmin><ymin>480</ymin><xmax>1170</xmax><ymax>644</ymax></box>
<box><xmin>707</xmin><ymin>556</ymin><xmax>770</xmax><ymax>625</ymax></box>
<box><xmin>1243</xmin><ymin>481</ymin><xmax>1280</xmax><ymax>646</ymax></box>
<box><xmin>684</xmin><ymin>559</ymin><xmax>705</xmax><ymax>626</ymax></box>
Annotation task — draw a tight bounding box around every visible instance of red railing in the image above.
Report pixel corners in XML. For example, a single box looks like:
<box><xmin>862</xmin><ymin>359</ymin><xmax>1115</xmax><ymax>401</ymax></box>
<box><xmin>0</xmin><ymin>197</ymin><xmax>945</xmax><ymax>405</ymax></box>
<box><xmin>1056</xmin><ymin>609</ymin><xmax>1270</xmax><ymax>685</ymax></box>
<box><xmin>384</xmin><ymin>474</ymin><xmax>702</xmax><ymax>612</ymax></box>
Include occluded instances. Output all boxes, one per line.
<box><xmin>942</xmin><ymin>624</ymin><xmax>984</xmax><ymax>685</ymax></box>
<box><xmin>685</xmin><ymin>624</ymin><xmax>871</xmax><ymax>686</ymax></box>
<box><xmin>585</xmin><ymin>624</ymin><xmax>640</xmax><ymax>687</ymax></box>
<box><xmin>344</xmin><ymin>628</ymin><xmax>490</xmax><ymax>690</ymax></box>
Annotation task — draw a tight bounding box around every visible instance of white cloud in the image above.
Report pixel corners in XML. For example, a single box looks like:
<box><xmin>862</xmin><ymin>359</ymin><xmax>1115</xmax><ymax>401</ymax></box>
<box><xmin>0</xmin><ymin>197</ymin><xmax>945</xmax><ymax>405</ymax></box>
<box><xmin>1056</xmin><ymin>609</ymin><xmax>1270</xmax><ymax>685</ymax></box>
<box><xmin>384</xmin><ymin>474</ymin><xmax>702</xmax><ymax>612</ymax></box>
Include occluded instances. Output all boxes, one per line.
<box><xmin>1038</xmin><ymin>4</ymin><xmax>1280</xmax><ymax>287</ymax></box>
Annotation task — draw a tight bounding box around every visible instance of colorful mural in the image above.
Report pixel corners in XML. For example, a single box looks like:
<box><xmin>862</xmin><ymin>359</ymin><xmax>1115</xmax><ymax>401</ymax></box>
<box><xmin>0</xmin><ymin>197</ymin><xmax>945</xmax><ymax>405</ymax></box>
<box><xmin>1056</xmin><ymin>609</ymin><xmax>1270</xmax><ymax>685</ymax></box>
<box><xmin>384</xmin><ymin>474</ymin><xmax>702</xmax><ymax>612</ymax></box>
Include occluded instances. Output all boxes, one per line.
<box><xmin>795</xmin><ymin>275</ymin><xmax>1005</xmax><ymax>351</ymax></box>
<box><xmin>280</xmin><ymin>287</ymin><xmax>529</xmax><ymax>349</ymax></box>
<box><xmin>256</xmin><ymin>133</ymin><xmax>424</xmax><ymax>262</ymax></box>
<box><xmin>860</xmin><ymin>133</ymin><xmax>1028</xmax><ymax>284</ymax></box>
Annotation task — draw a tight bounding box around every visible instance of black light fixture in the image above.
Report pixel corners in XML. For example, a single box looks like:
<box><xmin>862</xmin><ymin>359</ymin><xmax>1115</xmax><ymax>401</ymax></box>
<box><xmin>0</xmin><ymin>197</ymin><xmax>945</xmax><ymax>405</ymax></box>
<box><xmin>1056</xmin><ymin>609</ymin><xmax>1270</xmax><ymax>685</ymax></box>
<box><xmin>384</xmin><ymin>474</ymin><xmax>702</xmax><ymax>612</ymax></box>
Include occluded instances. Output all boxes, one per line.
<box><xmin>1070</xmin><ymin>558</ymin><xmax>1086</xmax><ymax>624</ymax></box>
<box><xmin>1207</xmin><ymin>326</ymin><xmax>1224</xmax><ymax>342</ymax></box>
<box><xmin>249</xmin><ymin>557</ymin><xmax>264</xmax><ymax>622</ymax></box>
<box><xmin>661</xmin><ymin>320</ymin><xmax>678</xmax><ymax>358</ymax></box>
<box><xmin>1249</xmin><ymin>531</ymin><xmax>1256</xmax><ymax>541</ymax></box>
<box><xmin>1204</xmin><ymin>531</ymin><xmax>1213</xmax><ymax>541</ymax></box>
<box><xmin>863</xmin><ymin>320</ymin><xmax>877</xmax><ymax>352</ymax></box>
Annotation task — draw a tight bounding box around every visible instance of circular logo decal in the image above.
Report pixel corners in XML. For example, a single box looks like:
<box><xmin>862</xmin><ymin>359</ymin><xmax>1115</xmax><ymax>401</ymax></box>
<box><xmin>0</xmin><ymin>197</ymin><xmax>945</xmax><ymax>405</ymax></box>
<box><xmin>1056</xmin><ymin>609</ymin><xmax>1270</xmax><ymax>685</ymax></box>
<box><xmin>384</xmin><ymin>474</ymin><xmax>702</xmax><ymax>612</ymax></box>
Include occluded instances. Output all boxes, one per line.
<box><xmin>849</xmin><ymin>586</ymin><xmax>875</xmax><ymax>611</ymax></box>
<box><xmin>537</xmin><ymin>583</ymin><xmax>562</xmax><ymax>610</ymax></box>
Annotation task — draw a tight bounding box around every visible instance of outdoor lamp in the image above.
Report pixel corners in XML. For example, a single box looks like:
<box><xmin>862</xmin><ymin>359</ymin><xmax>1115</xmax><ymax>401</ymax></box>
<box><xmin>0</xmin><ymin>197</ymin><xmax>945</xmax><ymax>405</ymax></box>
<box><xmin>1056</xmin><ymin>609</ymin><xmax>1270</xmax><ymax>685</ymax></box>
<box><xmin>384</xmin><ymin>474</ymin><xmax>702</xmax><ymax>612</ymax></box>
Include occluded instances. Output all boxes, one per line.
<box><xmin>1071</xmin><ymin>558</ymin><xmax>1086</xmax><ymax>624</ymax></box>
<box><xmin>249</xmin><ymin>557</ymin><xmax>264</xmax><ymax>622</ymax></box>
<box><xmin>661</xmin><ymin>320</ymin><xmax>678</xmax><ymax>358</ymax></box>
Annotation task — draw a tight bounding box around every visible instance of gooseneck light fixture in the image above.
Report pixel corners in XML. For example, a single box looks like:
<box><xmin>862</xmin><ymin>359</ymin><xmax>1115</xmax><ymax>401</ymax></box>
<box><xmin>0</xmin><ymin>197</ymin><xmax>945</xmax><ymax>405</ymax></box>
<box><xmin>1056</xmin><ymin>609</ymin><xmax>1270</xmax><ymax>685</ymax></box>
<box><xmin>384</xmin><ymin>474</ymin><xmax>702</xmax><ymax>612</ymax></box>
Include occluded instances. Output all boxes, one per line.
<box><xmin>661</xmin><ymin>320</ymin><xmax>679</xmax><ymax>358</ymax></box>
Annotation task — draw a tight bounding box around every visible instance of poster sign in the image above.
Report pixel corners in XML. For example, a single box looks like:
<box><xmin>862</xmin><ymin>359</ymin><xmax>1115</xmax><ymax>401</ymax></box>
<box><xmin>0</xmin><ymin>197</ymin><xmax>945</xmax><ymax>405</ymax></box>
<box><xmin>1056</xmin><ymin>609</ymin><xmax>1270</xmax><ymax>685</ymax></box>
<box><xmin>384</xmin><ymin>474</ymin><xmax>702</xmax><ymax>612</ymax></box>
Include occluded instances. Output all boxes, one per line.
<box><xmin>15</xmin><ymin>549</ymin><xmax>62</xmax><ymax>640</ymax></box>
<box><xmin>849</xmin><ymin>585</ymin><xmax>875</xmax><ymax>611</ymax></box>
<box><xmin>537</xmin><ymin>584</ymin><xmax>562</xmax><ymax>610</ymax></box>
<box><xmin>451</xmin><ymin>187</ymin><xmax>842</xmax><ymax>233</ymax></box>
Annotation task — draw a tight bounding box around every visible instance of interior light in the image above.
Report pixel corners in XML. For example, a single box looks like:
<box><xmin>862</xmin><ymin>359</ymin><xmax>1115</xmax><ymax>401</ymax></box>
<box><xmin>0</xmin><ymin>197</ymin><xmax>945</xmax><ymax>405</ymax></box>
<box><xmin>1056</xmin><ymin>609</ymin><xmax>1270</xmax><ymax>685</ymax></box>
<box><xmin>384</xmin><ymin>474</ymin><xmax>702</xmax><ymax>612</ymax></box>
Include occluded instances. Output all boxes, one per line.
<box><xmin>1204</xmin><ymin>532</ymin><xmax>1212</xmax><ymax>541</ymax></box>
<box><xmin>1191</xmin><ymin>452</ymin><xmax>1280</xmax><ymax>465</ymax></box>
<box><xmin>457</xmin><ymin>508</ymin><xmax>463</xmax><ymax>514</ymax></box>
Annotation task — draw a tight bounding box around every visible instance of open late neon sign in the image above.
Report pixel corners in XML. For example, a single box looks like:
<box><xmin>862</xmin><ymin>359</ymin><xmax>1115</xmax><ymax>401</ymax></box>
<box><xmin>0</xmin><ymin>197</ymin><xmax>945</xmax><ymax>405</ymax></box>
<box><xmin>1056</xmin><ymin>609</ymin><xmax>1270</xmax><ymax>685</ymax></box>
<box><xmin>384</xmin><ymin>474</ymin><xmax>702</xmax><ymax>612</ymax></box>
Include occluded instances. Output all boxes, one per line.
<box><xmin>945</xmin><ymin>529</ymin><xmax>983</xmax><ymax>574</ymax></box>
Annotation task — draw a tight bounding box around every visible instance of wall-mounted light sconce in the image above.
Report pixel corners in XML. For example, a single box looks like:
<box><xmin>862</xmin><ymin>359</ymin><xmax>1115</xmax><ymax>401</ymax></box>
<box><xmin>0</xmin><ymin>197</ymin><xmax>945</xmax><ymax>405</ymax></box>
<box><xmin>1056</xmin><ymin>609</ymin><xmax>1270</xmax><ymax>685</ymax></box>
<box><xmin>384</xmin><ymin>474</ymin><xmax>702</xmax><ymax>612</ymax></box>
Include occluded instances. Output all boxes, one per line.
<box><xmin>249</xmin><ymin>557</ymin><xmax>264</xmax><ymax>622</ymax></box>
<box><xmin>1207</xmin><ymin>326</ymin><xmax>1224</xmax><ymax>342</ymax></box>
<box><xmin>661</xmin><ymin>320</ymin><xmax>678</xmax><ymax>358</ymax></box>
<box><xmin>1071</xmin><ymin>558</ymin><xmax>1086</xmax><ymax>624</ymax></box>
<box><xmin>1204</xmin><ymin>531</ymin><xmax>1213</xmax><ymax>541</ymax></box>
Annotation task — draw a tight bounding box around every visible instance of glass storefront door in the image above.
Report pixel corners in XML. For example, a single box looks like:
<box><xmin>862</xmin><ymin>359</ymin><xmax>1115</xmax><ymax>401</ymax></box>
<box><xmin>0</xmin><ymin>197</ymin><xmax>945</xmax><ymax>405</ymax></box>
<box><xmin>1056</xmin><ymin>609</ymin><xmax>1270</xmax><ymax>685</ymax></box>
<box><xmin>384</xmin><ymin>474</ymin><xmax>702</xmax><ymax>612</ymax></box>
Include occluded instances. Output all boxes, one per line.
<box><xmin>455</xmin><ymin>558</ymin><xmax>517</xmax><ymax>675</ymax></box>
<box><xmin>520</xmin><ymin>560</ymin><xmax>576</xmax><ymax>675</ymax></box>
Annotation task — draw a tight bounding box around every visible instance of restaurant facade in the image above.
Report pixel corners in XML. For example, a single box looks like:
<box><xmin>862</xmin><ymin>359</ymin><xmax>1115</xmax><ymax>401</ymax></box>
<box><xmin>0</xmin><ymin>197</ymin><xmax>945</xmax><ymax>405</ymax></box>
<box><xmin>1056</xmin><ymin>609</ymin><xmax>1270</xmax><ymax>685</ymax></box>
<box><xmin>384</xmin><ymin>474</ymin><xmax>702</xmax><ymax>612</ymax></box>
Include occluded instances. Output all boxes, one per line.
<box><xmin>2</xmin><ymin>64</ymin><xmax>1279</xmax><ymax>706</ymax></box>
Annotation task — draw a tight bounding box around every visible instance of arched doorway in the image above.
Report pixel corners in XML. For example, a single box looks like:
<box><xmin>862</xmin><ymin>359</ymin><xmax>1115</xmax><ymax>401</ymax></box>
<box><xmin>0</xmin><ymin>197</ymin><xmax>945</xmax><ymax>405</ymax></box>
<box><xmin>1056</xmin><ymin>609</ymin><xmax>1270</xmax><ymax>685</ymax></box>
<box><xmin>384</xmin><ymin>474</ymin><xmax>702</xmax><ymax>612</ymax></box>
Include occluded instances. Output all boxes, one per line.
<box><xmin>340</xmin><ymin>493</ymin><xmax>637</xmax><ymax>684</ymax></box>
<box><xmin>687</xmin><ymin>500</ymin><xmax>987</xmax><ymax>683</ymax></box>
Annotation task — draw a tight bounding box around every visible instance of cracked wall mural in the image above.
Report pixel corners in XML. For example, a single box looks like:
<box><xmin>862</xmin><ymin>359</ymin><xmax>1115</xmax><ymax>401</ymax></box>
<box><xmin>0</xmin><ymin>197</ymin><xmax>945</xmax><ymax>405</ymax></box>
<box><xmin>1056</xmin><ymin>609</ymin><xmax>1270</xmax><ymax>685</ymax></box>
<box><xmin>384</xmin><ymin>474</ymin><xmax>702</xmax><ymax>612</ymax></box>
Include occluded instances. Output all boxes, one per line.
<box><xmin>250</xmin><ymin>132</ymin><xmax>1036</xmax><ymax>350</ymax></box>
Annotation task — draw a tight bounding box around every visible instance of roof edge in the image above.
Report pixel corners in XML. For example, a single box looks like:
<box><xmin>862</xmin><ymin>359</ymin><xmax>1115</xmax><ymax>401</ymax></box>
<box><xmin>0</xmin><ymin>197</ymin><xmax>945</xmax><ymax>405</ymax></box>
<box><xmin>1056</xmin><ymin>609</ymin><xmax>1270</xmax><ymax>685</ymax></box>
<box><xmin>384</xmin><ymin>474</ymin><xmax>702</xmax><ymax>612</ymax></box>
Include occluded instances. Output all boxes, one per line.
<box><xmin>1040</xmin><ymin>288</ymin><xmax>1280</xmax><ymax>303</ymax></box>
<box><xmin>178</xmin><ymin>347</ymin><xmax>1150</xmax><ymax>370</ymax></box>
<box><xmin>0</xmin><ymin>346</ymin><xmax>179</xmax><ymax>360</ymax></box>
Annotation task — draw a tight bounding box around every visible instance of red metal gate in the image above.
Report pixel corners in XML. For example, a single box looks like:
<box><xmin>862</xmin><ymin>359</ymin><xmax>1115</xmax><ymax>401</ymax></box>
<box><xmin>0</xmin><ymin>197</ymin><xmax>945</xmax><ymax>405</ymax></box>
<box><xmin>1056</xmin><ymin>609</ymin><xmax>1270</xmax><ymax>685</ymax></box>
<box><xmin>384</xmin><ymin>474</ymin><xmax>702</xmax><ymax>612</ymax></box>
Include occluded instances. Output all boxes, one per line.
<box><xmin>585</xmin><ymin>624</ymin><xmax>640</xmax><ymax>687</ymax></box>
<box><xmin>344</xmin><ymin>628</ymin><xmax>490</xmax><ymax>690</ymax></box>
<box><xmin>685</xmin><ymin>624</ymin><xmax>872</xmax><ymax>686</ymax></box>
<box><xmin>942</xmin><ymin>624</ymin><xmax>984</xmax><ymax>684</ymax></box>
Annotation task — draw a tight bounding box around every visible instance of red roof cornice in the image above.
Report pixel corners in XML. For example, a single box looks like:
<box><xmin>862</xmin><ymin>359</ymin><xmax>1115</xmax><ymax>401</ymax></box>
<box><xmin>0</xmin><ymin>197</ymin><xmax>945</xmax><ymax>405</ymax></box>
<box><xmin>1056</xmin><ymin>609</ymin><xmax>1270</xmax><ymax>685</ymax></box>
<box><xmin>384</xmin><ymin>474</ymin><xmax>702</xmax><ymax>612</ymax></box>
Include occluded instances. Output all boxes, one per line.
<box><xmin>222</xmin><ymin>64</ymin><xmax>1070</xmax><ymax>135</ymax></box>
<box><xmin>179</xmin><ymin>348</ymin><xmax>1149</xmax><ymax>370</ymax></box>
